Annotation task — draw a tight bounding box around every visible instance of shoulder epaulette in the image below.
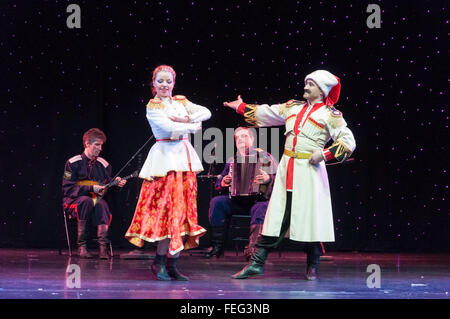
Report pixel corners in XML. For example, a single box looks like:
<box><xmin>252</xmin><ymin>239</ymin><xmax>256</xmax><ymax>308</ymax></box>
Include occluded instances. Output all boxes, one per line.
<box><xmin>174</xmin><ymin>95</ymin><xmax>188</xmax><ymax>106</ymax></box>
<box><xmin>329</xmin><ymin>106</ymin><xmax>343</xmax><ymax>117</ymax></box>
<box><xmin>68</xmin><ymin>155</ymin><xmax>82</xmax><ymax>164</ymax></box>
<box><xmin>327</xmin><ymin>106</ymin><xmax>344</xmax><ymax>128</ymax></box>
<box><xmin>285</xmin><ymin>99</ymin><xmax>305</xmax><ymax>107</ymax></box>
<box><xmin>96</xmin><ymin>157</ymin><xmax>109</xmax><ymax>168</ymax></box>
<box><xmin>147</xmin><ymin>98</ymin><xmax>164</xmax><ymax>109</ymax></box>
<box><xmin>279</xmin><ymin>99</ymin><xmax>304</xmax><ymax>117</ymax></box>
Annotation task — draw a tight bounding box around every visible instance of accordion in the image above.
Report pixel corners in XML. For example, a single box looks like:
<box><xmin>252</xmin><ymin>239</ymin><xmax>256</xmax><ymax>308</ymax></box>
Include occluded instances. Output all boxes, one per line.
<box><xmin>229</xmin><ymin>155</ymin><xmax>265</xmax><ymax>197</ymax></box>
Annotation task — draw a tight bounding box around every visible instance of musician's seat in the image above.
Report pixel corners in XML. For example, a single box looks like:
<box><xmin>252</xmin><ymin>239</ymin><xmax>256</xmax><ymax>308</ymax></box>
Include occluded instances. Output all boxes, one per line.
<box><xmin>229</xmin><ymin>214</ymin><xmax>251</xmax><ymax>256</ymax></box>
<box><xmin>229</xmin><ymin>214</ymin><xmax>282</xmax><ymax>257</ymax></box>
<box><xmin>59</xmin><ymin>204</ymin><xmax>113</xmax><ymax>257</ymax></box>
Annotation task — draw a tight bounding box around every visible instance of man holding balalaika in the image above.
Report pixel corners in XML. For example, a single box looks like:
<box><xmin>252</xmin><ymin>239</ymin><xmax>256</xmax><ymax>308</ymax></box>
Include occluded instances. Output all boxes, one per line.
<box><xmin>62</xmin><ymin>128</ymin><xmax>128</xmax><ymax>259</ymax></box>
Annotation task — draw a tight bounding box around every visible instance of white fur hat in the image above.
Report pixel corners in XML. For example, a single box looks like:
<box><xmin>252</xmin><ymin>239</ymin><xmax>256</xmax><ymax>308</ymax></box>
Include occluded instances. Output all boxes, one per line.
<box><xmin>305</xmin><ymin>70</ymin><xmax>341</xmax><ymax>105</ymax></box>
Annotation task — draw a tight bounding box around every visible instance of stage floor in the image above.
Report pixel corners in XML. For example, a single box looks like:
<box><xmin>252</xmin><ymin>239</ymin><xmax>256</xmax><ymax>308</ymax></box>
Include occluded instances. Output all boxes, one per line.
<box><xmin>0</xmin><ymin>249</ymin><xmax>448</xmax><ymax>299</ymax></box>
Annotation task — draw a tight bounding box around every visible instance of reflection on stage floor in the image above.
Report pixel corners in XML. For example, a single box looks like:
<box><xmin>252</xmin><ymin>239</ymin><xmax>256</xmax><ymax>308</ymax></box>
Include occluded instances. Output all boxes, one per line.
<box><xmin>0</xmin><ymin>249</ymin><xmax>448</xmax><ymax>299</ymax></box>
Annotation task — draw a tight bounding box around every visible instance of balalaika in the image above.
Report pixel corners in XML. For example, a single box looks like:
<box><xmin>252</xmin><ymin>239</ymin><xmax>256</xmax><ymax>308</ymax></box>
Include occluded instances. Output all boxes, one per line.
<box><xmin>76</xmin><ymin>170</ymin><xmax>138</xmax><ymax>205</ymax></box>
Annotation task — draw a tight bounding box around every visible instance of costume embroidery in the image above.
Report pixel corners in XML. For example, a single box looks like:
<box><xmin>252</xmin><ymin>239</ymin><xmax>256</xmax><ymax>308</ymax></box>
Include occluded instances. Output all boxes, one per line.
<box><xmin>147</xmin><ymin>98</ymin><xmax>164</xmax><ymax>109</ymax></box>
<box><xmin>327</xmin><ymin>106</ymin><xmax>344</xmax><ymax>128</ymax></box>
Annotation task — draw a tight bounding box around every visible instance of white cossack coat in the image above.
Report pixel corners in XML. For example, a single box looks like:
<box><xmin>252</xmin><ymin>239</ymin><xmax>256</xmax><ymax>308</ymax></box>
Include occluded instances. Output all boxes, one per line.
<box><xmin>242</xmin><ymin>100</ymin><xmax>356</xmax><ymax>242</ymax></box>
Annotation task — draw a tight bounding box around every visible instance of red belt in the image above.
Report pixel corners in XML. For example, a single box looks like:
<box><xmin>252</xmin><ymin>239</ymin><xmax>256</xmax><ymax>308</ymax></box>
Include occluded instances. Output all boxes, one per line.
<box><xmin>156</xmin><ymin>137</ymin><xmax>188</xmax><ymax>142</ymax></box>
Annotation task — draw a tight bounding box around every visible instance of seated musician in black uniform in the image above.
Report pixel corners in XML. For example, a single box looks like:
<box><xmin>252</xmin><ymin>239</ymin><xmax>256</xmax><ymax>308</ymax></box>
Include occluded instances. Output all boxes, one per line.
<box><xmin>62</xmin><ymin>128</ymin><xmax>127</xmax><ymax>259</ymax></box>
<box><xmin>206</xmin><ymin>127</ymin><xmax>278</xmax><ymax>260</ymax></box>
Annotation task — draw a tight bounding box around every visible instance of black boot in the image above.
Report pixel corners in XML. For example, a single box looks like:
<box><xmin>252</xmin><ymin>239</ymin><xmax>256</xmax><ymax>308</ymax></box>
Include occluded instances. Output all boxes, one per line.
<box><xmin>205</xmin><ymin>226</ymin><xmax>227</xmax><ymax>258</ymax></box>
<box><xmin>151</xmin><ymin>254</ymin><xmax>171</xmax><ymax>281</ymax></box>
<box><xmin>77</xmin><ymin>220</ymin><xmax>93</xmax><ymax>259</ymax></box>
<box><xmin>305</xmin><ymin>249</ymin><xmax>321</xmax><ymax>281</ymax></box>
<box><xmin>232</xmin><ymin>247</ymin><xmax>268</xmax><ymax>279</ymax></box>
<box><xmin>306</xmin><ymin>266</ymin><xmax>318</xmax><ymax>281</ymax></box>
<box><xmin>244</xmin><ymin>224</ymin><xmax>263</xmax><ymax>261</ymax></box>
<box><xmin>97</xmin><ymin>224</ymin><xmax>110</xmax><ymax>260</ymax></box>
<box><xmin>305</xmin><ymin>257</ymin><xmax>320</xmax><ymax>280</ymax></box>
<box><xmin>166</xmin><ymin>257</ymin><xmax>189</xmax><ymax>281</ymax></box>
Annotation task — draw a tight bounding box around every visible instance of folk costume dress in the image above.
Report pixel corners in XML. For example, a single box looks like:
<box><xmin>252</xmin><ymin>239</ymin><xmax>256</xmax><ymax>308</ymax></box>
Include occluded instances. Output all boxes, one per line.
<box><xmin>235</xmin><ymin>98</ymin><xmax>356</xmax><ymax>243</ymax></box>
<box><xmin>125</xmin><ymin>95</ymin><xmax>211</xmax><ymax>255</ymax></box>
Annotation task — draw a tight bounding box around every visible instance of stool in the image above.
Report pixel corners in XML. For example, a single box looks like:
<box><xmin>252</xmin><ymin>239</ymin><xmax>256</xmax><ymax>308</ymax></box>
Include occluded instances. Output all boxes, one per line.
<box><xmin>229</xmin><ymin>214</ymin><xmax>251</xmax><ymax>256</ymax></box>
<box><xmin>229</xmin><ymin>214</ymin><xmax>282</xmax><ymax>257</ymax></box>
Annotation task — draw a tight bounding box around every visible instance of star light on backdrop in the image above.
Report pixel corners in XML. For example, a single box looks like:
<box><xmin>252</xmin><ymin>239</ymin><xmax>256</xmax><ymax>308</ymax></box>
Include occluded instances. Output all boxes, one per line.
<box><xmin>0</xmin><ymin>0</ymin><xmax>447</xmax><ymax>251</ymax></box>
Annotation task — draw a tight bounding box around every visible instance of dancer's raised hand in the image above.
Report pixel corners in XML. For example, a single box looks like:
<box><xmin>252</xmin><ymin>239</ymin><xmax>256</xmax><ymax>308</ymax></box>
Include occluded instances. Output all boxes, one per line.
<box><xmin>223</xmin><ymin>95</ymin><xmax>243</xmax><ymax>110</ymax></box>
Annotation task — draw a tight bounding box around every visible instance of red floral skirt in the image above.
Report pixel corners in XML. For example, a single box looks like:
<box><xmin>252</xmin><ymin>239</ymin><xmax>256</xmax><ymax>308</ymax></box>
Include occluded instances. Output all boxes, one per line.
<box><xmin>125</xmin><ymin>171</ymin><xmax>206</xmax><ymax>255</ymax></box>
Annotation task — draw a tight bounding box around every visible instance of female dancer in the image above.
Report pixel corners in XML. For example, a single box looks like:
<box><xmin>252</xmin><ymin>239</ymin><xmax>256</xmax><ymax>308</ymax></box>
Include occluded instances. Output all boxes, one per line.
<box><xmin>125</xmin><ymin>65</ymin><xmax>211</xmax><ymax>280</ymax></box>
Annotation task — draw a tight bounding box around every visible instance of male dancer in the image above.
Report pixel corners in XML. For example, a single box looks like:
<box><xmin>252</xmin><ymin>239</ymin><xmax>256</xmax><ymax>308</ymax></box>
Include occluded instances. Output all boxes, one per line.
<box><xmin>224</xmin><ymin>70</ymin><xmax>356</xmax><ymax>280</ymax></box>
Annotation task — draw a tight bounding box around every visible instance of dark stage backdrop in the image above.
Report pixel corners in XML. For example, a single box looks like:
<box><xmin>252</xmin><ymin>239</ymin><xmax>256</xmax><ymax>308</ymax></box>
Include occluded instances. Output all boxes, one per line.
<box><xmin>0</xmin><ymin>0</ymin><xmax>448</xmax><ymax>252</ymax></box>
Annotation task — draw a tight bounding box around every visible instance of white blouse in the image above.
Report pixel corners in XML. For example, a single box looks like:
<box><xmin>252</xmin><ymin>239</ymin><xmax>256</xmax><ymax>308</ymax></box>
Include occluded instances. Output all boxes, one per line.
<box><xmin>139</xmin><ymin>95</ymin><xmax>211</xmax><ymax>179</ymax></box>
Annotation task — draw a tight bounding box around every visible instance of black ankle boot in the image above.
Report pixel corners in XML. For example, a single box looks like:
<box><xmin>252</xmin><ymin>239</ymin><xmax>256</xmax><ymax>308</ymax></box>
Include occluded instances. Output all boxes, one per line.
<box><xmin>232</xmin><ymin>247</ymin><xmax>268</xmax><ymax>279</ymax></box>
<box><xmin>306</xmin><ymin>254</ymin><xmax>320</xmax><ymax>281</ymax></box>
<box><xmin>205</xmin><ymin>226</ymin><xmax>227</xmax><ymax>258</ymax></box>
<box><xmin>305</xmin><ymin>243</ymin><xmax>322</xmax><ymax>281</ymax></box>
<box><xmin>205</xmin><ymin>245</ymin><xmax>224</xmax><ymax>258</ymax></box>
<box><xmin>166</xmin><ymin>257</ymin><xmax>189</xmax><ymax>281</ymax></box>
<box><xmin>306</xmin><ymin>266</ymin><xmax>318</xmax><ymax>281</ymax></box>
<box><xmin>151</xmin><ymin>254</ymin><xmax>171</xmax><ymax>281</ymax></box>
